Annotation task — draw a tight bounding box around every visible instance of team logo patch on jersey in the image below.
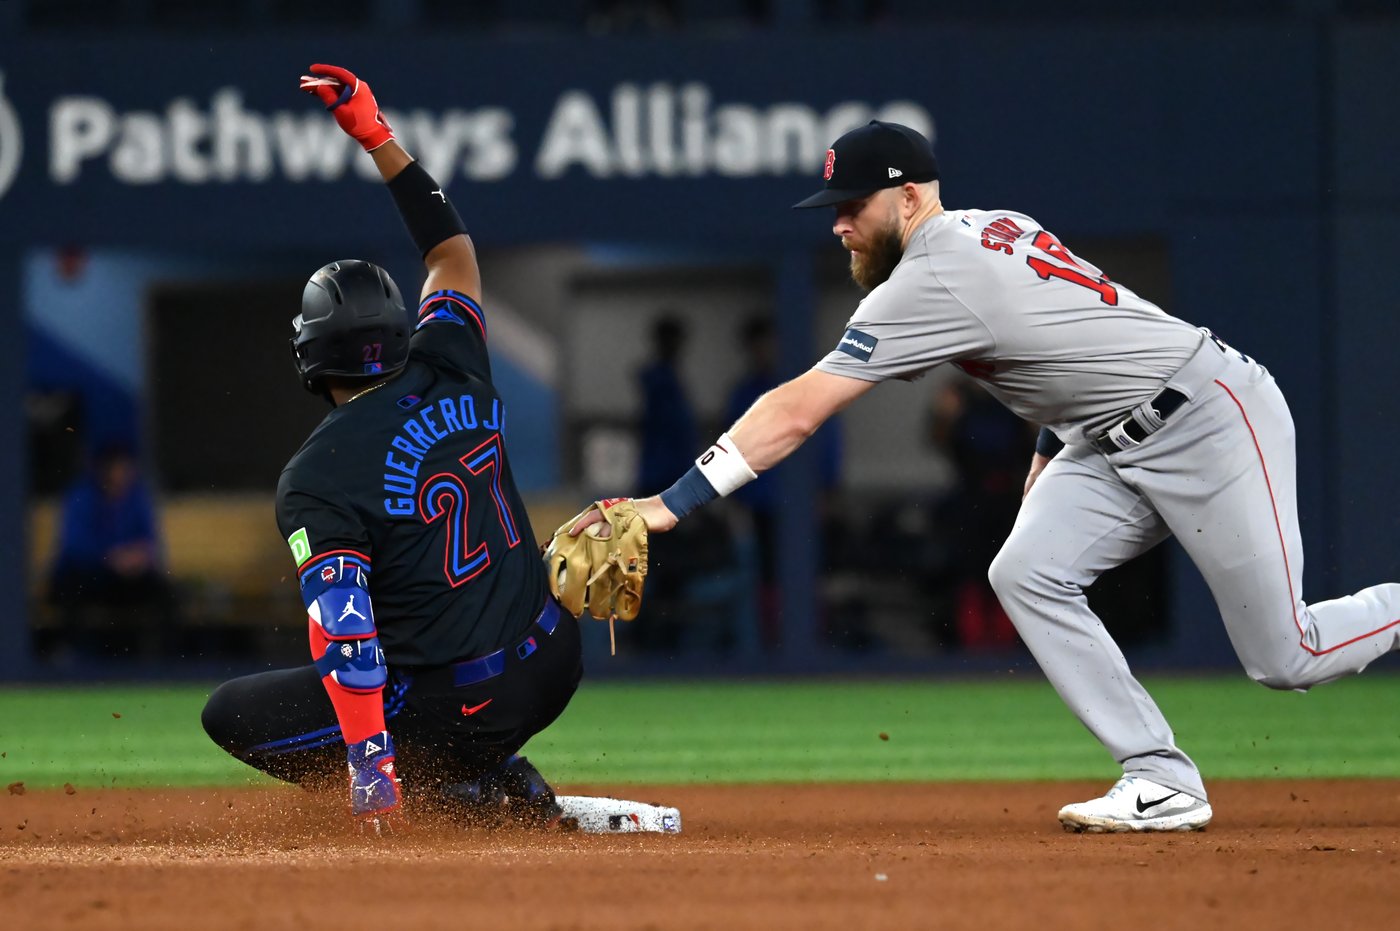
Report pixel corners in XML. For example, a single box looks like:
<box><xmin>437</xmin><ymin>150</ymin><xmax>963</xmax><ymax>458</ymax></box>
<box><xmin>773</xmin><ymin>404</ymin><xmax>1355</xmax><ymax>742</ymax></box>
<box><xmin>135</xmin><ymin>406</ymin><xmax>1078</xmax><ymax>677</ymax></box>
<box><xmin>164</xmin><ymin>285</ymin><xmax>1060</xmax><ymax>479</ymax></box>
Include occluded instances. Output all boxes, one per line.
<box><xmin>836</xmin><ymin>328</ymin><xmax>878</xmax><ymax>362</ymax></box>
<box><xmin>822</xmin><ymin>148</ymin><xmax>835</xmax><ymax>181</ymax></box>
<box><xmin>417</xmin><ymin>306</ymin><xmax>465</xmax><ymax>329</ymax></box>
<box><xmin>396</xmin><ymin>394</ymin><xmax>422</xmax><ymax>410</ymax></box>
<box><xmin>287</xmin><ymin>527</ymin><xmax>311</xmax><ymax>566</ymax></box>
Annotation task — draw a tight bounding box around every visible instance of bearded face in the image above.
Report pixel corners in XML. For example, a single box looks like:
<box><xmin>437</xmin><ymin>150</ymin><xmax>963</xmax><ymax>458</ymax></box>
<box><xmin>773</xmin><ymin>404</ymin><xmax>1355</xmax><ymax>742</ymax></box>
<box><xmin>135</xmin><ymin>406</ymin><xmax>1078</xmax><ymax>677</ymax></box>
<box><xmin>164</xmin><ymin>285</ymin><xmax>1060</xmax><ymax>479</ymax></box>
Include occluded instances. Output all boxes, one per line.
<box><xmin>835</xmin><ymin>189</ymin><xmax>903</xmax><ymax>292</ymax></box>
<box><xmin>848</xmin><ymin>219</ymin><xmax>905</xmax><ymax>291</ymax></box>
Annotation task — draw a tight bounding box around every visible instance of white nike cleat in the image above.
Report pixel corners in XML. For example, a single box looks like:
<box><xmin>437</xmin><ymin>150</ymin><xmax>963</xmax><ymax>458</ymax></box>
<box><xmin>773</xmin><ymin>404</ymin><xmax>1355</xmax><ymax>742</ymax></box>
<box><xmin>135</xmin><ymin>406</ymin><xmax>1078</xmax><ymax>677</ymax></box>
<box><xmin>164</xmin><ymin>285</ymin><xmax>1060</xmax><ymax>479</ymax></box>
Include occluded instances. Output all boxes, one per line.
<box><xmin>1058</xmin><ymin>776</ymin><xmax>1212</xmax><ymax>833</ymax></box>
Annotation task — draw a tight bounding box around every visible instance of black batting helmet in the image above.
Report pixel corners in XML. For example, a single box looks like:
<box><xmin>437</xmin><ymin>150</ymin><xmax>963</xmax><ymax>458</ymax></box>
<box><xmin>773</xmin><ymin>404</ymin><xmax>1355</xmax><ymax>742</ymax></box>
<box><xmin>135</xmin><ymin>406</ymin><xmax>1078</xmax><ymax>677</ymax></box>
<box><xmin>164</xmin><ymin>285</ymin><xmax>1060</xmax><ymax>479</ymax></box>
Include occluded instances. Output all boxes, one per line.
<box><xmin>291</xmin><ymin>260</ymin><xmax>411</xmax><ymax>395</ymax></box>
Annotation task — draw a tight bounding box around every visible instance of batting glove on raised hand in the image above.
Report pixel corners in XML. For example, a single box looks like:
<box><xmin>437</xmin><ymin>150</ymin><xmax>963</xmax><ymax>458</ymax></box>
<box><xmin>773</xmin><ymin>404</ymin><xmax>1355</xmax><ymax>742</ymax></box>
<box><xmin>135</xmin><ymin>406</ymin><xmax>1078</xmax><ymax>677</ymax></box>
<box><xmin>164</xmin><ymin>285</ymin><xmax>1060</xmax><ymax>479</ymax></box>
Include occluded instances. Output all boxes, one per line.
<box><xmin>346</xmin><ymin>730</ymin><xmax>402</xmax><ymax>835</ymax></box>
<box><xmin>299</xmin><ymin>63</ymin><xmax>395</xmax><ymax>152</ymax></box>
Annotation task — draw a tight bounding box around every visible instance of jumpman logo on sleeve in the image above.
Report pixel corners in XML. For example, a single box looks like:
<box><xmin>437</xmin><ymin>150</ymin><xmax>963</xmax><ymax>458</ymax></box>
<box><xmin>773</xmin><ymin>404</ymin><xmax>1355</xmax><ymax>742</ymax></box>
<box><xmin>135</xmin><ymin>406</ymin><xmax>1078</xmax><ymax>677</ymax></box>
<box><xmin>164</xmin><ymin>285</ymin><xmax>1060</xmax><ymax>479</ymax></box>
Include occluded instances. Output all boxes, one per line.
<box><xmin>338</xmin><ymin>594</ymin><xmax>369</xmax><ymax>624</ymax></box>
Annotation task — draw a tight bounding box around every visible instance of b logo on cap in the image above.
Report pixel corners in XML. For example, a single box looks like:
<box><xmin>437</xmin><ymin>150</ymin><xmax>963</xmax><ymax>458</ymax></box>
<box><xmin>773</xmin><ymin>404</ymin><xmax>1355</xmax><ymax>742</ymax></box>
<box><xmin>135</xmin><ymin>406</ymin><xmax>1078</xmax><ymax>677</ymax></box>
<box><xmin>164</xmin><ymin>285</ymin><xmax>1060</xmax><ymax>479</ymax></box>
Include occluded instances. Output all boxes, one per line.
<box><xmin>822</xmin><ymin>148</ymin><xmax>835</xmax><ymax>181</ymax></box>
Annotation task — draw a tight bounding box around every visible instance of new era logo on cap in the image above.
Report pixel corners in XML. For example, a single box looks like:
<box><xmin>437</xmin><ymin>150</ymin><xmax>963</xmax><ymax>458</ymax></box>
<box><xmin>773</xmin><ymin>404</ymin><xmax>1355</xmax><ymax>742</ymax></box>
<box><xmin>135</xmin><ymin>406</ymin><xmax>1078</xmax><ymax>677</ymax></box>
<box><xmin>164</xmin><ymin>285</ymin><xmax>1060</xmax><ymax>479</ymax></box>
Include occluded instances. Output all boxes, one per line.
<box><xmin>793</xmin><ymin>120</ymin><xmax>938</xmax><ymax>209</ymax></box>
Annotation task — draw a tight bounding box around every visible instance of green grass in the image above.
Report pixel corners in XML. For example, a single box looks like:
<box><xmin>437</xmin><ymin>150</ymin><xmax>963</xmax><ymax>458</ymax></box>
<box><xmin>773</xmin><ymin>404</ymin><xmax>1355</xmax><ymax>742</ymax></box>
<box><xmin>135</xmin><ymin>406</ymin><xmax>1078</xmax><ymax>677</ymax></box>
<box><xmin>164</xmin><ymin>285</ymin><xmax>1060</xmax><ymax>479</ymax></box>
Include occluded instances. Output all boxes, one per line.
<box><xmin>1</xmin><ymin>675</ymin><xmax>1398</xmax><ymax>789</ymax></box>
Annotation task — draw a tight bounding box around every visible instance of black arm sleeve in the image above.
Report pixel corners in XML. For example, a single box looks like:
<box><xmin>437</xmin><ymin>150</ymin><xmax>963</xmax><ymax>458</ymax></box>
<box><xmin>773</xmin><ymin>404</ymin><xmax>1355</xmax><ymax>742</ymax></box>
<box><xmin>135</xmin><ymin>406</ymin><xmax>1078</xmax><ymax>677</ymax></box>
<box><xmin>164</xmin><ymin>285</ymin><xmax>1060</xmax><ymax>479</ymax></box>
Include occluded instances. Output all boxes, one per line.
<box><xmin>386</xmin><ymin>160</ymin><xmax>468</xmax><ymax>257</ymax></box>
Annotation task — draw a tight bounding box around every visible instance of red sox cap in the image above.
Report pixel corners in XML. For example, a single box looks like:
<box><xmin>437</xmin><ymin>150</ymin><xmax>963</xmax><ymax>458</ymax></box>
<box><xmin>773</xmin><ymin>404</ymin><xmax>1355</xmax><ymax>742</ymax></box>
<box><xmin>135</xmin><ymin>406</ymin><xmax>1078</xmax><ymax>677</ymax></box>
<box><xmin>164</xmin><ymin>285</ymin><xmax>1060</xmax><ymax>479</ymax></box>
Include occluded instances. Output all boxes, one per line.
<box><xmin>792</xmin><ymin>120</ymin><xmax>939</xmax><ymax>209</ymax></box>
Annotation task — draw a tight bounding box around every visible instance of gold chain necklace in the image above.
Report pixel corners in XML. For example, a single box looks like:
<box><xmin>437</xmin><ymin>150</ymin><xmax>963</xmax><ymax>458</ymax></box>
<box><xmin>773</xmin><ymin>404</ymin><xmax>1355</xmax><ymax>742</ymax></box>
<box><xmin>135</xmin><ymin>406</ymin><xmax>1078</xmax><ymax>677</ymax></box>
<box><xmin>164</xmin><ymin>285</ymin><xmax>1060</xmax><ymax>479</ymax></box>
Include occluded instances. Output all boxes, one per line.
<box><xmin>347</xmin><ymin>380</ymin><xmax>388</xmax><ymax>404</ymax></box>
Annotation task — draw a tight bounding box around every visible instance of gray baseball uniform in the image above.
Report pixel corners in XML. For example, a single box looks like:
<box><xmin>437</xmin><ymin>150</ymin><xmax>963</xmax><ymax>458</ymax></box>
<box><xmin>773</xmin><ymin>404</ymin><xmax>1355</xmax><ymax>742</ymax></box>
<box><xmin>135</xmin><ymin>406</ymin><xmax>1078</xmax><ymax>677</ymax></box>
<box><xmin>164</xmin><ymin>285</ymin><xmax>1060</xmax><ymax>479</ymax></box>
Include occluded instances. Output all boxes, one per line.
<box><xmin>818</xmin><ymin>208</ymin><xmax>1400</xmax><ymax>800</ymax></box>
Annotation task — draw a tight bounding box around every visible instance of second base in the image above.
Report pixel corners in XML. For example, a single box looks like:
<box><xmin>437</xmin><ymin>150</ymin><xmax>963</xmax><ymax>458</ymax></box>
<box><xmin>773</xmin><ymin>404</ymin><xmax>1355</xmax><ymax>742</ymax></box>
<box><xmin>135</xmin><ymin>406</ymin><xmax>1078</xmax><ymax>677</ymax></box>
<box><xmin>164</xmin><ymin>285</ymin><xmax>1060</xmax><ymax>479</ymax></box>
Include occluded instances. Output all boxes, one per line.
<box><xmin>556</xmin><ymin>795</ymin><xmax>682</xmax><ymax>834</ymax></box>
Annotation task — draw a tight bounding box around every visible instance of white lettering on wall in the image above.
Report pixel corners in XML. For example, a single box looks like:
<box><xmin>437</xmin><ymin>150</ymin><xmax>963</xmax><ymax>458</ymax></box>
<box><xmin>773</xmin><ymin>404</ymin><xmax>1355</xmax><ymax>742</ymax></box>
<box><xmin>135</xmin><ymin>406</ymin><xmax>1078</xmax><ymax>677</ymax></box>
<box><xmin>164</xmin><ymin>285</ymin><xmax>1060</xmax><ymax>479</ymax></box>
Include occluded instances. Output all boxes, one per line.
<box><xmin>537</xmin><ymin>83</ymin><xmax>934</xmax><ymax>181</ymax></box>
<box><xmin>45</xmin><ymin>84</ymin><xmax>933</xmax><ymax>187</ymax></box>
<box><xmin>0</xmin><ymin>73</ymin><xmax>22</xmax><ymax>200</ymax></box>
<box><xmin>51</xmin><ymin>97</ymin><xmax>116</xmax><ymax>183</ymax></box>
<box><xmin>535</xmin><ymin>90</ymin><xmax>614</xmax><ymax>178</ymax></box>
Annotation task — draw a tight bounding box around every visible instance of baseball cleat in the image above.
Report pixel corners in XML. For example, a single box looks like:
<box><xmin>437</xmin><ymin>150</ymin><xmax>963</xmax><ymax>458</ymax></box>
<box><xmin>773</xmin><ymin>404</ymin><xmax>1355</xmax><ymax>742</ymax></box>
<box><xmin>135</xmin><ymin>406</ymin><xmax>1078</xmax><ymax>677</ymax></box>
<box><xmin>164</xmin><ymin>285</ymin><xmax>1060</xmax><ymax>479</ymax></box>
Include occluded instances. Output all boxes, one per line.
<box><xmin>1058</xmin><ymin>776</ymin><xmax>1212</xmax><ymax>833</ymax></box>
<box><xmin>440</xmin><ymin>755</ymin><xmax>565</xmax><ymax>829</ymax></box>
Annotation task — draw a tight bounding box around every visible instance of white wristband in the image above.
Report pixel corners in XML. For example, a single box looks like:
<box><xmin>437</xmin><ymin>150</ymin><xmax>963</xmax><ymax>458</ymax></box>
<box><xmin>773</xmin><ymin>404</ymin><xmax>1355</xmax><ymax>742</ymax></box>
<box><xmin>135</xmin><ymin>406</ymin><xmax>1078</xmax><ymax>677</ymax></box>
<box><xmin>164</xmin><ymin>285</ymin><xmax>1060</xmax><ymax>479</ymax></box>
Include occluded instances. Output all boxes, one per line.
<box><xmin>694</xmin><ymin>432</ymin><xmax>757</xmax><ymax>497</ymax></box>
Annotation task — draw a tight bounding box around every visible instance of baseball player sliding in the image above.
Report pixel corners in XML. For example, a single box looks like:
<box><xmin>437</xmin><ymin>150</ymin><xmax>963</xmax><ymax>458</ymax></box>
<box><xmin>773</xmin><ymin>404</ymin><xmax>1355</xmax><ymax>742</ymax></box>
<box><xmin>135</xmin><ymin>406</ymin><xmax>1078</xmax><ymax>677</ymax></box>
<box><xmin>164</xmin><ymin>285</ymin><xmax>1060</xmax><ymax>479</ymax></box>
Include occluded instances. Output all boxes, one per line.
<box><xmin>199</xmin><ymin>64</ymin><xmax>680</xmax><ymax>836</ymax></box>
<box><xmin>595</xmin><ymin>120</ymin><xmax>1400</xmax><ymax>832</ymax></box>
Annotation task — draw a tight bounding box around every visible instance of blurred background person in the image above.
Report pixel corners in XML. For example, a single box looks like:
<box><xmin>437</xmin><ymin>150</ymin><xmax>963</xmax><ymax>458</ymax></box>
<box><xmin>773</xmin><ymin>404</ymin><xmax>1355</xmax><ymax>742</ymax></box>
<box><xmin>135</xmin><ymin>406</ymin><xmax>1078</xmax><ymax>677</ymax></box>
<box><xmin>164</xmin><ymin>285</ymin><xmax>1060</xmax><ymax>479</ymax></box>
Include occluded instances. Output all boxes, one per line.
<box><xmin>46</xmin><ymin>440</ymin><xmax>174</xmax><ymax>661</ymax></box>
<box><xmin>927</xmin><ymin>376</ymin><xmax>1038</xmax><ymax>651</ymax></box>
<box><xmin>725</xmin><ymin>315</ymin><xmax>843</xmax><ymax>651</ymax></box>
<box><xmin>633</xmin><ymin>315</ymin><xmax>704</xmax><ymax>649</ymax></box>
<box><xmin>636</xmin><ymin>315</ymin><xmax>698</xmax><ymax>493</ymax></box>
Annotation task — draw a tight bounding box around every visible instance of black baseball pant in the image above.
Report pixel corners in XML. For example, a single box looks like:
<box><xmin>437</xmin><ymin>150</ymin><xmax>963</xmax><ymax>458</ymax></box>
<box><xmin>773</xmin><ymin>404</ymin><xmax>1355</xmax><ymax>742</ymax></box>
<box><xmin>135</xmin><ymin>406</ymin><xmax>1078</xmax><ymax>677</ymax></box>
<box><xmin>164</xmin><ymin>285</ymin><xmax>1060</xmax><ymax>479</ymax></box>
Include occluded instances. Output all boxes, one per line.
<box><xmin>201</xmin><ymin>607</ymin><xmax>582</xmax><ymax>792</ymax></box>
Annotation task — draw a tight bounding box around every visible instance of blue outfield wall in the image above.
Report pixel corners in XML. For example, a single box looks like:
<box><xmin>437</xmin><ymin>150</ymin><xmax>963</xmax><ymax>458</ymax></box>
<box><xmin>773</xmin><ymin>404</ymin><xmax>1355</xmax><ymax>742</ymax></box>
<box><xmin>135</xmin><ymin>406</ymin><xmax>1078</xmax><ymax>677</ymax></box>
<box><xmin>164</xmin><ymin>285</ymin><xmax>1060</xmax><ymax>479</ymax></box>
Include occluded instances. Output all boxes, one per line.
<box><xmin>1</xmin><ymin>22</ymin><xmax>1397</xmax><ymax>675</ymax></box>
<box><xmin>0</xmin><ymin>29</ymin><xmax>1325</xmax><ymax>249</ymax></box>
<box><xmin>1332</xmin><ymin>25</ymin><xmax>1400</xmax><ymax>602</ymax></box>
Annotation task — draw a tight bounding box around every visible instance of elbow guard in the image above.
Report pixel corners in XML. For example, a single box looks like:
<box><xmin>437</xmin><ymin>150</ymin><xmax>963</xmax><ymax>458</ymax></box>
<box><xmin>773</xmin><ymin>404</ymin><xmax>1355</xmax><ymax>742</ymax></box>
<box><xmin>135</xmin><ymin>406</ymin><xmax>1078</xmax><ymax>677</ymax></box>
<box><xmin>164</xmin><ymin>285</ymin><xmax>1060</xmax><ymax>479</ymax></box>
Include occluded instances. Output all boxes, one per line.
<box><xmin>302</xmin><ymin>552</ymin><xmax>386</xmax><ymax>692</ymax></box>
<box><xmin>302</xmin><ymin>553</ymin><xmax>377</xmax><ymax>638</ymax></box>
<box><xmin>314</xmin><ymin>636</ymin><xmax>387</xmax><ymax>692</ymax></box>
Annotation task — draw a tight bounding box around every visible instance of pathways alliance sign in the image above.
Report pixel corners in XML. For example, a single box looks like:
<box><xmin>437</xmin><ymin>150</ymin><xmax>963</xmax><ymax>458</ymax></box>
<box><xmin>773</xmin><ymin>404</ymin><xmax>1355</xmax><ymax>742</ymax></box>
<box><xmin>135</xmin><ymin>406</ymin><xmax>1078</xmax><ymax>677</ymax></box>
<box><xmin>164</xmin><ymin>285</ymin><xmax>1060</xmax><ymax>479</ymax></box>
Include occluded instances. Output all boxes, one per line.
<box><xmin>31</xmin><ymin>82</ymin><xmax>931</xmax><ymax>192</ymax></box>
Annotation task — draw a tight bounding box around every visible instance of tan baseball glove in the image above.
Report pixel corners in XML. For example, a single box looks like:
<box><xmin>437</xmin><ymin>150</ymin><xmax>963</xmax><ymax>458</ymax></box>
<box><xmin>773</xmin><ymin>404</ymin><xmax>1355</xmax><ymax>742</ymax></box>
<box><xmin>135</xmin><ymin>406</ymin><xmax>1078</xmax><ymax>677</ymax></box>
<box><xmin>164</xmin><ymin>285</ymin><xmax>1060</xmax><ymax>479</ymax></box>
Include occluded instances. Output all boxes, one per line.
<box><xmin>543</xmin><ymin>498</ymin><xmax>649</xmax><ymax>622</ymax></box>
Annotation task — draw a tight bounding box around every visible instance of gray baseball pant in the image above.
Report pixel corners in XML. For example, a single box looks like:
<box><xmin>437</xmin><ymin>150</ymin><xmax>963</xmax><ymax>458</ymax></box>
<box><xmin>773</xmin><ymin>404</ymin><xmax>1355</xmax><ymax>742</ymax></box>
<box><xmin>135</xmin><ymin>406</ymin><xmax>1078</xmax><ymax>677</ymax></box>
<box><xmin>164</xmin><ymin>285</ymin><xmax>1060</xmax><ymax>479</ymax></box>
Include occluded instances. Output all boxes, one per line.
<box><xmin>989</xmin><ymin>336</ymin><xmax>1400</xmax><ymax>800</ymax></box>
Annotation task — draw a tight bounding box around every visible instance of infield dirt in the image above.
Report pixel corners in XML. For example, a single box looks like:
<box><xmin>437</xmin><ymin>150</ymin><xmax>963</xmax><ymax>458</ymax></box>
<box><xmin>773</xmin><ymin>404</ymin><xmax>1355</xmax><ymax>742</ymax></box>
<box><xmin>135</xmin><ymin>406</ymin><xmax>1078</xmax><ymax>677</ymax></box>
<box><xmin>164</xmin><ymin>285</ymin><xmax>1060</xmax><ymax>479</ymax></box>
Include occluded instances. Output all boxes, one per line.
<box><xmin>3</xmin><ymin>781</ymin><xmax>1398</xmax><ymax>930</ymax></box>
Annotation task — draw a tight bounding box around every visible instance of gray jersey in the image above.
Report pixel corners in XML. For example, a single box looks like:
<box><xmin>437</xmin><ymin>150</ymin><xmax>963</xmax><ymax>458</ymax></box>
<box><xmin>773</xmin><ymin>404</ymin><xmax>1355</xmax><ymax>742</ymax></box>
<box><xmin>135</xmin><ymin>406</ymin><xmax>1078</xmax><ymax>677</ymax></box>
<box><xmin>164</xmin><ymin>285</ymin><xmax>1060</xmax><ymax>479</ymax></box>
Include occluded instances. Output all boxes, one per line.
<box><xmin>815</xmin><ymin>209</ymin><xmax>1203</xmax><ymax>444</ymax></box>
<box><xmin>831</xmin><ymin>215</ymin><xmax>1400</xmax><ymax>817</ymax></box>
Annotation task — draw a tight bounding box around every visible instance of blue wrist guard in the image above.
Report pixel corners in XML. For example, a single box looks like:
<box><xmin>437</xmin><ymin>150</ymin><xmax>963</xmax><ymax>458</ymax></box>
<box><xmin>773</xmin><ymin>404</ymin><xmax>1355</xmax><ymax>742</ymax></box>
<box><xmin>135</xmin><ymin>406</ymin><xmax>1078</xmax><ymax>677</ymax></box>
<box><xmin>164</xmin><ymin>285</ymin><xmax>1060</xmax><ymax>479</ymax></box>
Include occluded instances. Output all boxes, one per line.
<box><xmin>659</xmin><ymin>466</ymin><xmax>718</xmax><ymax>520</ymax></box>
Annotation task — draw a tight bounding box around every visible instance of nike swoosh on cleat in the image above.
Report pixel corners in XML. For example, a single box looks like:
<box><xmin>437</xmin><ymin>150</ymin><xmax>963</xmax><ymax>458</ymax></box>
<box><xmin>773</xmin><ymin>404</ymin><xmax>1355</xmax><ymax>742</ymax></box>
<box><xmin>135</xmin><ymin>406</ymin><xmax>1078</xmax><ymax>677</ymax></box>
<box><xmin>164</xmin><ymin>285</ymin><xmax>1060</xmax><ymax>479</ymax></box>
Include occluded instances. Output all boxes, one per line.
<box><xmin>1135</xmin><ymin>791</ymin><xmax>1181</xmax><ymax>813</ymax></box>
<box><xmin>461</xmin><ymin>699</ymin><xmax>493</xmax><ymax>716</ymax></box>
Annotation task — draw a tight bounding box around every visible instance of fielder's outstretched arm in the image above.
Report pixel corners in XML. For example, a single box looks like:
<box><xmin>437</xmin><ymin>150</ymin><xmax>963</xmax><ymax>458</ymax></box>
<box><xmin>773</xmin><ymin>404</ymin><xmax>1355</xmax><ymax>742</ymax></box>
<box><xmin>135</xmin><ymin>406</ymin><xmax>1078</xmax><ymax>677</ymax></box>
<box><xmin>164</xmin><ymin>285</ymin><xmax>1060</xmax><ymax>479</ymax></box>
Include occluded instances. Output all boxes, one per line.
<box><xmin>729</xmin><ymin>368</ymin><xmax>873</xmax><ymax>471</ymax></box>
<box><xmin>625</xmin><ymin>366</ymin><xmax>875</xmax><ymax>533</ymax></box>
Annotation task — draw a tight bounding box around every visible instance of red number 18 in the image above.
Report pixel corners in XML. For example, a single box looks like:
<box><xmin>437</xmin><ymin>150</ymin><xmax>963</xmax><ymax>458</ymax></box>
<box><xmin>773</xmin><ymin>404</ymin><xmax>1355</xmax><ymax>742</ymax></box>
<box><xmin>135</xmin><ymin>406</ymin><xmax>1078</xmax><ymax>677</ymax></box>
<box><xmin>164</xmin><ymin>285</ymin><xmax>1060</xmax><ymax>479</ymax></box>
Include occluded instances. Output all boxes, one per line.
<box><xmin>1025</xmin><ymin>231</ymin><xmax>1119</xmax><ymax>306</ymax></box>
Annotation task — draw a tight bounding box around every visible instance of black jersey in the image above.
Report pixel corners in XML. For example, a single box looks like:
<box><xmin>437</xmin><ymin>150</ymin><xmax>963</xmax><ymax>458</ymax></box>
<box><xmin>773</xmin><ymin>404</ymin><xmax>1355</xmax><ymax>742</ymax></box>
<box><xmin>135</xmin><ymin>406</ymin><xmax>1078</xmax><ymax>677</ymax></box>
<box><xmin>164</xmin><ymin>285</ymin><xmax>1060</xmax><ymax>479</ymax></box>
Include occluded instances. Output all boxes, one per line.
<box><xmin>276</xmin><ymin>289</ymin><xmax>547</xmax><ymax>667</ymax></box>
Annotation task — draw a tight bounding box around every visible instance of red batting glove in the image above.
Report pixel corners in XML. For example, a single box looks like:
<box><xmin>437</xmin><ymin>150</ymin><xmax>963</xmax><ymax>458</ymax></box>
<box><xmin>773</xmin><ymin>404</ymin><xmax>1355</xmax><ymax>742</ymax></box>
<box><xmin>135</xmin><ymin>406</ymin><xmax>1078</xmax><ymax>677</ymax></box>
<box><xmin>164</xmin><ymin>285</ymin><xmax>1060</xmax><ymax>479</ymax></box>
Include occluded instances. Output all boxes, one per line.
<box><xmin>299</xmin><ymin>63</ymin><xmax>395</xmax><ymax>152</ymax></box>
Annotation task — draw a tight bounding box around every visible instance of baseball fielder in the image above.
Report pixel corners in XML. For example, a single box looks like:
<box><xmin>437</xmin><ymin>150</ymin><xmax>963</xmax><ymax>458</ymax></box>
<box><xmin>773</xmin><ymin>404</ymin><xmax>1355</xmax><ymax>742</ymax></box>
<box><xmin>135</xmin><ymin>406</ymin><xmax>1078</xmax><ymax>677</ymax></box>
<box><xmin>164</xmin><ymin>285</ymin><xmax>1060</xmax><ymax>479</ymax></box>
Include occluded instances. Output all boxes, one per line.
<box><xmin>597</xmin><ymin>120</ymin><xmax>1400</xmax><ymax>832</ymax></box>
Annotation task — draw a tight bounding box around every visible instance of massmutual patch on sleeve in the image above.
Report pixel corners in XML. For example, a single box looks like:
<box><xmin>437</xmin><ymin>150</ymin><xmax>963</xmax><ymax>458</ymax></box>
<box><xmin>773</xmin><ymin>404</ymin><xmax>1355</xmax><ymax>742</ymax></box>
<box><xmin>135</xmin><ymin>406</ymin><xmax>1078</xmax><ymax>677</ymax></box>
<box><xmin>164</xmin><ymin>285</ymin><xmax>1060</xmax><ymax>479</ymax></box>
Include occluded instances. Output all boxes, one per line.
<box><xmin>836</xmin><ymin>328</ymin><xmax>879</xmax><ymax>362</ymax></box>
